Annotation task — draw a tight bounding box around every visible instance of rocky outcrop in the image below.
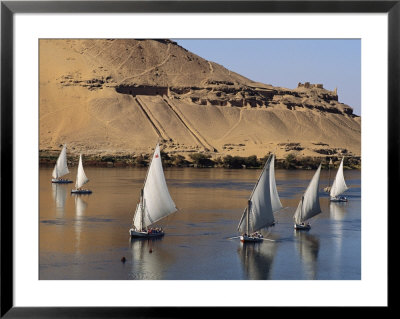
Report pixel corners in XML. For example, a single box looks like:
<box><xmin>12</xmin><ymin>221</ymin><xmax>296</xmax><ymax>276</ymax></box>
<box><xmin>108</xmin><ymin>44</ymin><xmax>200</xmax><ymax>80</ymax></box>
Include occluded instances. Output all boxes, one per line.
<box><xmin>39</xmin><ymin>39</ymin><xmax>360</xmax><ymax>160</ymax></box>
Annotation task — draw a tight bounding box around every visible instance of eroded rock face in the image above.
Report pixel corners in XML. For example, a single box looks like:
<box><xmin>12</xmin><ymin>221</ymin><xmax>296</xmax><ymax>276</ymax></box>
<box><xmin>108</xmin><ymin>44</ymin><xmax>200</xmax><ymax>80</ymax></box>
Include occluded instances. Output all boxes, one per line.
<box><xmin>51</xmin><ymin>39</ymin><xmax>354</xmax><ymax>116</ymax></box>
<box><xmin>39</xmin><ymin>39</ymin><xmax>360</xmax><ymax>159</ymax></box>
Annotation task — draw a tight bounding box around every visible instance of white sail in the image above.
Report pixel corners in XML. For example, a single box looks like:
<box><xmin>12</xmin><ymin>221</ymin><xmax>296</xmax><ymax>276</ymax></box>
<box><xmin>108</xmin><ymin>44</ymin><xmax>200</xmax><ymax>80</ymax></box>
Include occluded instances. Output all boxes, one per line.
<box><xmin>133</xmin><ymin>203</ymin><xmax>143</xmax><ymax>230</ymax></box>
<box><xmin>238</xmin><ymin>155</ymin><xmax>275</xmax><ymax>233</ymax></box>
<box><xmin>75</xmin><ymin>154</ymin><xmax>89</xmax><ymax>189</ymax></box>
<box><xmin>133</xmin><ymin>144</ymin><xmax>177</xmax><ymax>230</ymax></box>
<box><xmin>52</xmin><ymin>144</ymin><xmax>69</xmax><ymax>179</ymax></box>
<box><xmin>330</xmin><ymin>158</ymin><xmax>348</xmax><ymax>198</ymax></box>
<box><xmin>270</xmin><ymin>154</ymin><xmax>283</xmax><ymax>213</ymax></box>
<box><xmin>294</xmin><ymin>164</ymin><xmax>322</xmax><ymax>224</ymax></box>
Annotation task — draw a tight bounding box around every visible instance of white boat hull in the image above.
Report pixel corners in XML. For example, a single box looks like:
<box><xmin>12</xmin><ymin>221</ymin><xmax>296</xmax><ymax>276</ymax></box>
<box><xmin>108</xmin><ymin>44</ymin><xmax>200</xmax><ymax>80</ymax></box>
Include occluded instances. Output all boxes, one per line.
<box><xmin>330</xmin><ymin>196</ymin><xmax>347</xmax><ymax>202</ymax></box>
<box><xmin>129</xmin><ymin>228</ymin><xmax>165</xmax><ymax>238</ymax></box>
<box><xmin>240</xmin><ymin>235</ymin><xmax>263</xmax><ymax>243</ymax></box>
<box><xmin>52</xmin><ymin>178</ymin><xmax>73</xmax><ymax>184</ymax></box>
<box><xmin>71</xmin><ymin>189</ymin><xmax>92</xmax><ymax>194</ymax></box>
<box><xmin>294</xmin><ymin>223</ymin><xmax>311</xmax><ymax>230</ymax></box>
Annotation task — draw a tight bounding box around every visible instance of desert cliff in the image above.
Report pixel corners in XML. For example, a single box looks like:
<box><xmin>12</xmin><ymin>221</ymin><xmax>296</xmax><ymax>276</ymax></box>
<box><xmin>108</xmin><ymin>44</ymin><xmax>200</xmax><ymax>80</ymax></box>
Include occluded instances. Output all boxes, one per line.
<box><xmin>39</xmin><ymin>39</ymin><xmax>360</xmax><ymax>166</ymax></box>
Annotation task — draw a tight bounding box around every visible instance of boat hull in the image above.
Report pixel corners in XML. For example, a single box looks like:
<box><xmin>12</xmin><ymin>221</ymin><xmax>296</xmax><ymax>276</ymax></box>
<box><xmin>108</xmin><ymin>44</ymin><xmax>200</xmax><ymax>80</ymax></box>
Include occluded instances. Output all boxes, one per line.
<box><xmin>71</xmin><ymin>189</ymin><xmax>92</xmax><ymax>194</ymax></box>
<box><xmin>294</xmin><ymin>223</ymin><xmax>311</xmax><ymax>231</ymax></box>
<box><xmin>240</xmin><ymin>235</ymin><xmax>263</xmax><ymax>243</ymax></box>
<box><xmin>330</xmin><ymin>196</ymin><xmax>347</xmax><ymax>202</ymax></box>
<box><xmin>129</xmin><ymin>228</ymin><xmax>165</xmax><ymax>238</ymax></box>
<box><xmin>52</xmin><ymin>179</ymin><xmax>73</xmax><ymax>184</ymax></box>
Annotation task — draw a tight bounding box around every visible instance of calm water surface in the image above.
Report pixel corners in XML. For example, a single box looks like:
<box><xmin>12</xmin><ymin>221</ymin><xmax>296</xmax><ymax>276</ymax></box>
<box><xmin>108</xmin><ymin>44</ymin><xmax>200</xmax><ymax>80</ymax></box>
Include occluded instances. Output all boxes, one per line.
<box><xmin>40</xmin><ymin>167</ymin><xmax>361</xmax><ymax>280</ymax></box>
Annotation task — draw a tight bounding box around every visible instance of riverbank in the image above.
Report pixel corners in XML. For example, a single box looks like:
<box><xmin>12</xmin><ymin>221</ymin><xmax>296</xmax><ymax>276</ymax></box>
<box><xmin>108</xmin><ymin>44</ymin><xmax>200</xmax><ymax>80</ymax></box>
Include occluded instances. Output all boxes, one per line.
<box><xmin>39</xmin><ymin>150</ymin><xmax>361</xmax><ymax>170</ymax></box>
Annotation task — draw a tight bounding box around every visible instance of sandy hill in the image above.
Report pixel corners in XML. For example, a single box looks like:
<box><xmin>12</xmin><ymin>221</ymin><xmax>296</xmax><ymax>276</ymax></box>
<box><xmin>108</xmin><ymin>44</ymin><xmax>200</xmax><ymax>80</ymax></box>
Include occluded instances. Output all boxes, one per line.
<box><xmin>39</xmin><ymin>39</ymin><xmax>360</xmax><ymax>161</ymax></box>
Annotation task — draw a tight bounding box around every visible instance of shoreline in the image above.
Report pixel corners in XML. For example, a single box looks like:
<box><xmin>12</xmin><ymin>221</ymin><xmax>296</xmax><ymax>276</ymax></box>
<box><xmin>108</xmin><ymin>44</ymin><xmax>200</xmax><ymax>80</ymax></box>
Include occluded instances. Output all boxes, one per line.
<box><xmin>40</xmin><ymin>152</ymin><xmax>361</xmax><ymax>170</ymax></box>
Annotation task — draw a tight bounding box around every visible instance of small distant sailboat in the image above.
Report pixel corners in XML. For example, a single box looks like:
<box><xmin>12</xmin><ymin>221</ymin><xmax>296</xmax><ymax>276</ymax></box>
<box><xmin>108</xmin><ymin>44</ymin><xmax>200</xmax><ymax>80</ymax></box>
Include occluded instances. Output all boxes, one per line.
<box><xmin>323</xmin><ymin>158</ymin><xmax>333</xmax><ymax>192</ymax></box>
<box><xmin>237</xmin><ymin>155</ymin><xmax>277</xmax><ymax>243</ymax></box>
<box><xmin>71</xmin><ymin>154</ymin><xmax>92</xmax><ymax>194</ymax></box>
<box><xmin>330</xmin><ymin>158</ymin><xmax>349</xmax><ymax>202</ymax></box>
<box><xmin>129</xmin><ymin>143</ymin><xmax>177</xmax><ymax>238</ymax></box>
<box><xmin>51</xmin><ymin>144</ymin><xmax>73</xmax><ymax>183</ymax></box>
<box><xmin>294</xmin><ymin>164</ymin><xmax>322</xmax><ymax>230</ymax></box>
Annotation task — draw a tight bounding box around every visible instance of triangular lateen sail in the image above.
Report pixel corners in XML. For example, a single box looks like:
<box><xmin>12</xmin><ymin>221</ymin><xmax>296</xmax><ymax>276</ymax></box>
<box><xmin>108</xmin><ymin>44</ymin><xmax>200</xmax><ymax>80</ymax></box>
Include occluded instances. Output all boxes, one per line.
<box><xmin>75</xmin><ymin>154</ymin><xmax>89</xmax><ymax>189</ymax></box>
<box><xmin>238</xmin><ymin>155</ymin><xmax>275</xmax><ymax>233</ymax></box>
<box><xmin>133</xmin><ymin>144</ymin><xmax>177</xmax><ymax>230</ymax></box>
<box><xmin>270</xmin><ymin>154</ymin><xmax>283</xmax><ymax>213</ymax></box>
<box><xmin>52</xmin><ymin>144</ymin><xmax>69</xmax><ymax>179</ymax></box>
<box><xmin>330</xmin><ymin>158</ymin><xmax>348</xmax><ymax>198</ymax></box>
<box><xmin>294</xmin><ymin>164</ymin><xmax>322</xmax><ymax>224</ymax></box>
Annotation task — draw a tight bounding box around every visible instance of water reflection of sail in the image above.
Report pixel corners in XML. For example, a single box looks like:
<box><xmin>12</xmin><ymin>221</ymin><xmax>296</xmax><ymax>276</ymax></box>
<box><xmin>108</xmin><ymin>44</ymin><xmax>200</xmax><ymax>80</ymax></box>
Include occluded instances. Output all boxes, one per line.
<box><xmin>295</xmin><ymin>231</ymin><xmax>320</xmax><ymax>280</ymax></box>
<box><xmin>75</xmin><ymin>195</ymin><xmax>87</xmax><ymax>217</ymax></box>
<box><xmin>129</xmin><ymin>238</ymin><xmax>166</xmax><ymax>280</ymax></box>
<box><xmin>237</xmin><ymin>241</ymin><xmax>277</xmax><ymax>280</ymax></box>
<box><xmin>329</xmin><ymin>202</ymin><xmax>347</xmax><ymax>221</ymax></box>
<box><xmin>74</xmin><ymin>196</ymin><xmax>87</xmax><ymax>251</ymax></box>
<box><xmin>329</xmin><ymin>202</ymin><xmax>346</xmax><ymax>266</ymax></box>
<box><xmin>51</xmin><ymin>183</ymin><xmax>67</xmax><ymax>216</ymax></box>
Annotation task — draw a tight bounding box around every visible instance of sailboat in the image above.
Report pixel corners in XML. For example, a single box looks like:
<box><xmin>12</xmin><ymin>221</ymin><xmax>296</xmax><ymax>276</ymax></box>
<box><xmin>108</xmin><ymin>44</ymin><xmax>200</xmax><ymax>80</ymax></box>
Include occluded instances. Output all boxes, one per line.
<box><xmin>323</xmin><ymin>158</ymin><xmax>333</xmax><ymax>192</ymax></box>
<box><xmin>51</xmin><ymin>144</ymin><xmax>73</xmax><ymax>183</ymax></box>
<box><xmin>129</xmin><ymin>143</ymin><xmax>177</xmax><ymax>238</ymax></box>
<box><xmin>237</xmin><ymin>154</ymin><xmax>277</xmax><ymax>243</ymax></box>
<box><xmin>293</xmin><ymin>164</ymin><xmax>322</xmax><ymax>230</ymax></box>
<box><xmin>329</xmin><ymin>157</ymin><xmax>349</xmax><ymax>202</ymax></box>
<box><xmin>71</xmin><ymin>154</ymin><xmax>92</xmax><ymax>194</ymax></box>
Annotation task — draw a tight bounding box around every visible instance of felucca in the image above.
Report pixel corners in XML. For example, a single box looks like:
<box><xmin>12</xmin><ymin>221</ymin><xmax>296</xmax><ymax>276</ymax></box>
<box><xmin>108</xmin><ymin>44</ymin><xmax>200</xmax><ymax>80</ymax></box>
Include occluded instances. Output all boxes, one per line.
<box><xmin>329</xmin><ymin>158</ymin><xmax>349</xmax><ymax>202</ymax></box>
<box><xmin>51</xmin><ymin>144</ymin><xmax>73</xmax><ymax>183</ymax></box>
<box><xmin>323</xmin><ymin>158</ymin><xmax>333</xmax><ymax>192</ymax></box>
<box><xmin>129</xmin><ymin>143</ymin><xmax>177</xmax><ymax>238</ymax></box>
<box><xmin>237</xmin><ymin>154</ymin><xmax>279</xmax><ymax>243</ymax></box>
<box><xmin>293</xmin><ymin>164</ymin><xmax>322</xmax><ymax>230</ymax></box>
<box><xmin>71</xmin><ymin>154</ymin><xmax>92</xmax><ymax>194</ymax></box>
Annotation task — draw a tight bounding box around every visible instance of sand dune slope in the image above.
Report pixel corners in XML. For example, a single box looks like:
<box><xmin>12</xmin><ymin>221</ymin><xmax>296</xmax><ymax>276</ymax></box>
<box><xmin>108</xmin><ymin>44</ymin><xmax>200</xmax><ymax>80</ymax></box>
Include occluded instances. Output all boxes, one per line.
<box><xmin>40</xmin><ymin>39</ymin><xmax>360</xmax><ymax>160</ymax></box>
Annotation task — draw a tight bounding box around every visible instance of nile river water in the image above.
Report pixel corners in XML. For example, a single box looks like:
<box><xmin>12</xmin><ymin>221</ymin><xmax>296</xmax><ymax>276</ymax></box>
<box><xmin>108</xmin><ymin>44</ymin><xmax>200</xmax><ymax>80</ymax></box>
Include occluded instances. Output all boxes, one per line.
<box><xmin>39</xmin><ymin>167</ymin><xmax>361</xmax><ymax>280</ymax></box>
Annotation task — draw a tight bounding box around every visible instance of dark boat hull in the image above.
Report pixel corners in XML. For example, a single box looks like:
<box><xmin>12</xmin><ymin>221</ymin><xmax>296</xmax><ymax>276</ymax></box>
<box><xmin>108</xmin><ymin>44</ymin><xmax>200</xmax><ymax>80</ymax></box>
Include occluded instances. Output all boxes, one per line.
<box><xmin>129</xmin><ymin>229</ymin><xmax>165</xmax><ymax>238</ymax></box>
<box><xmin>52</xmin><ymin>179</ymin><xmax>73</xmax><ymax>184</ymax></box>
<box><xmin>71</xmin><ymin>189</ymin><xmax>92</xmax><ymax>194</ymax></box>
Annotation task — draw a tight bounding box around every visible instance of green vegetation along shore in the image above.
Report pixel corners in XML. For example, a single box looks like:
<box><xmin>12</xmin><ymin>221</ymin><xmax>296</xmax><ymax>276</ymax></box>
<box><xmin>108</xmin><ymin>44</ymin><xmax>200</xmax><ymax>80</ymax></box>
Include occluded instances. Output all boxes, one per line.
<box><xmin>39</xmin><ymin>150</ymin><xmax>361</xmax><ymax>170</ymax></box>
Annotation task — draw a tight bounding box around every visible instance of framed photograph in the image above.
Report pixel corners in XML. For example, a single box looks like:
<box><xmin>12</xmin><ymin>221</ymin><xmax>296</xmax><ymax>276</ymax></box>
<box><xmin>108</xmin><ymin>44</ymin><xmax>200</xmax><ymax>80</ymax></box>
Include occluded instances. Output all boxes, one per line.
<box><xmin>1</xmin><ymin>0</ymin><xmax>395</xmax><ymax>317</ymax></box>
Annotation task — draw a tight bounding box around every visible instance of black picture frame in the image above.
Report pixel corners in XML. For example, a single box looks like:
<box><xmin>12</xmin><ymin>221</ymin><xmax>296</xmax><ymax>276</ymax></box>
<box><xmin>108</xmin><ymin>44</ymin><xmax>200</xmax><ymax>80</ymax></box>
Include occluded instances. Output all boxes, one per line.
<box><xmin>1</xmin><ymin>0</ymin><xmax>395</xmax><ymax>317</ymax></box>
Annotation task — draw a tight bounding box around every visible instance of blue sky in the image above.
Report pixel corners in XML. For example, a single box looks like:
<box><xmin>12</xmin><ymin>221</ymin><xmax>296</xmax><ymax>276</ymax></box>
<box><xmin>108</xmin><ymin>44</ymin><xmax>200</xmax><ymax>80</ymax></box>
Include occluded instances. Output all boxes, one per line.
<box><xmin>174</xmin><ymin>39</ymin><xmax>361</xmax><ymax>116</ymax></box>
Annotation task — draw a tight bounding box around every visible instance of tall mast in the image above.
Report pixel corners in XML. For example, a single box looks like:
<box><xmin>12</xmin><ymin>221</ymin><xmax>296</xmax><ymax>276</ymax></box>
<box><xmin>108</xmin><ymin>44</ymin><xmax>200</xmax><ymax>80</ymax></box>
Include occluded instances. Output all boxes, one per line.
<box><xmin>136</xmin><ymin>143</ymin><xmax>158</xmax><ymax>231</ymax></box>
<box><xmin>249</xmin><ymin>155</ymin><xmax>271</xmax><ymax>200</ymax></box>
<box><xmin>247</xmin><ymin>200</ymin><xmax>251</xmax><ymax>234</ymax></box>
<box><xmin>300</xmin><ymin>196</ymin><xmax>304</xmax><ymax>223</ymax></box>
<box><xmin>328</xmin><ymin>158</ymin><xmax>332</xmax><ymax>187</ymax></box>
<box><xmin>140</xmin><ymin>189</ymin><xmax>144</xmax><ymax>231</ymax></box>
